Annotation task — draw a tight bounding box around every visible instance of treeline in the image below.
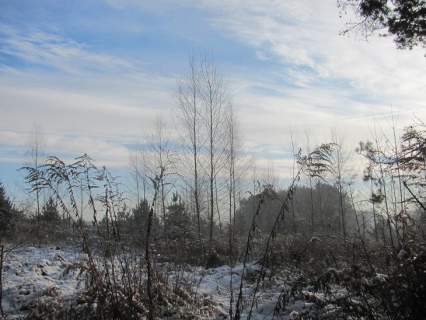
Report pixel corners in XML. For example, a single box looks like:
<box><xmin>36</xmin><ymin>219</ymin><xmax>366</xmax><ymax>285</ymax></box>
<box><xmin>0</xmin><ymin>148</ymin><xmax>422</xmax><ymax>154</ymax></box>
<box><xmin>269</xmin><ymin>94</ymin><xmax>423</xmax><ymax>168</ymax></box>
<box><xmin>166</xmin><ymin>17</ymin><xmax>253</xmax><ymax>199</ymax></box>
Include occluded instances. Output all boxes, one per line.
<box><xmin>0</xmin><ymin>183</ymin><xmax>67</xmax><ymax>244</ymax></box>
<box><xmin>1</xmin><ymin>60</ymin><xmax>426</xmax><ymax>263</ymax></box>
<box><xmin>2</xmin><ymin>117</ymin><xmax>426</xmax><ymax>262</ymax></box>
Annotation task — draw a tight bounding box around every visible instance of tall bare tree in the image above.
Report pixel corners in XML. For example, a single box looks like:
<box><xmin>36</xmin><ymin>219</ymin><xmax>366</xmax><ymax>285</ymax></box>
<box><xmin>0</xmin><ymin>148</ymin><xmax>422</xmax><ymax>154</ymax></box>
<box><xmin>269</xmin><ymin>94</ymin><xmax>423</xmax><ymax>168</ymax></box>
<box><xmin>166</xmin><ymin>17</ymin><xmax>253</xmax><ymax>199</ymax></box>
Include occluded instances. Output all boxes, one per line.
<box><xmin>305</xmin><ymin>133</ymin><xmax>316</xmax><ymax>236</ymax></box>
<box><xmin>129</xmin><ymin>146</ymin><xmax>147</xmax><ymax>204</ymax></box>
<box><xmin>27</xmin><ymin>124</ymin><xmax>45</xmax><ymax>243</ymax></box>
<box><xmin>332</xmin><ymin>136</ymin><xmax>348</xmax><ymax>240</ymax></box>
<box><xmin>199</xmin><ymin>57</ymin><xmax>228</xmax><ymax>253</ymax></box>
<box><xmin>177</xmin><ymin>56</ymin><xmax>204</xmax><ymax>253</ymax></box>
<box><xmin>144</xmin><ymin>118</ymin><xmax>176</xmax><ymax>241</ymax></box>
<box><xmin>224</xmin><ymin>103</ymin><xmax>241</xmax><ymax>318</ymax></box>
<box><xmin>224</xmin><ymin>103</ymin><xmax>241</xmax><ymax>254</ymax></box>
<box><xmin>290</xmin><ymin>133</ymin><xmax>298</xmax><ymax>233</ymax></box>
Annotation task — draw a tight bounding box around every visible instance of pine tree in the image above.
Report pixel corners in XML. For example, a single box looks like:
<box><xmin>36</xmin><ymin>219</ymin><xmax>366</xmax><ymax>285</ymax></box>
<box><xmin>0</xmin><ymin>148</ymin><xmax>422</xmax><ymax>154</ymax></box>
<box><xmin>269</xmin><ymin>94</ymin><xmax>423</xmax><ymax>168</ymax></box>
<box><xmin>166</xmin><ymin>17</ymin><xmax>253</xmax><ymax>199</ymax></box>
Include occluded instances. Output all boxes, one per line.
<box><xmin>0</xmin><ymin>182</ymin><xmax>15</xmax><ymax>238</ymax></box>
<box><xmin>41</xmin><ymin>197</ymin><xmax>60</xmax><ymax>223</ymax></box>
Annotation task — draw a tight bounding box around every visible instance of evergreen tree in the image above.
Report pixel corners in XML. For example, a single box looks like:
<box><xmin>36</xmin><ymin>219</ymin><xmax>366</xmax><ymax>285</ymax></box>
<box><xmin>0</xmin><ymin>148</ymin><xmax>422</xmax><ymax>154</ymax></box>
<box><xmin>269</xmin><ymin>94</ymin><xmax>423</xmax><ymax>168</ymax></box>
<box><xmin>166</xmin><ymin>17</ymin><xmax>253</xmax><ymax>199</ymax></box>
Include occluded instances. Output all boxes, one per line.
<box><xmin>130</xmin><ymin>199</ymin><xmax>160</xmax><ymax>243</ymax></box>
<box><xmin>165</xmin><ymin>193</ymin><xmax>194</xmax><ymax>241</ymax></box>
<box><xmin>339</xmin><ymin>0</ymin><xmax>426</xmax><ymax>50</ymax></box>
<box><xmin>0</xmin><ymin>182</ymin><xmax>15</xmax><ymax>238</ymax></box>
<box><xmin>0</xmin><ymin>183</ymin><xmax>13</xmax><ymax>212</ymax></box>
<box><xmin>41</xmin><ymin>197</ymin><xmax>60</xmax><ymax>223</ymax></box>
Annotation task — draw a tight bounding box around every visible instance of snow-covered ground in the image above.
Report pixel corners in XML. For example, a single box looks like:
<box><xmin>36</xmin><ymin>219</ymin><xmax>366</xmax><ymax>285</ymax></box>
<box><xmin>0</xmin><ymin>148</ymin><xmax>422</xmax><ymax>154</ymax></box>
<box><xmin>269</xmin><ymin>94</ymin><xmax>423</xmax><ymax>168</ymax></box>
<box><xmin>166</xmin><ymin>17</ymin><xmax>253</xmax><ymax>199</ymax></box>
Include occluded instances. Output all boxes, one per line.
<box><xmin>2</xmin><ymin>246</ymin><xmax>87</xmax><ymax>319</ymax></box>
<box><xmin>1</xmin><ymin>246</ymin><xmax>328</xmax><ymax>319</ymax></box>
<box><xmin>189</xmin><ymin>263</ymin><xmax>320</xmax><ymax>319</ymax></box>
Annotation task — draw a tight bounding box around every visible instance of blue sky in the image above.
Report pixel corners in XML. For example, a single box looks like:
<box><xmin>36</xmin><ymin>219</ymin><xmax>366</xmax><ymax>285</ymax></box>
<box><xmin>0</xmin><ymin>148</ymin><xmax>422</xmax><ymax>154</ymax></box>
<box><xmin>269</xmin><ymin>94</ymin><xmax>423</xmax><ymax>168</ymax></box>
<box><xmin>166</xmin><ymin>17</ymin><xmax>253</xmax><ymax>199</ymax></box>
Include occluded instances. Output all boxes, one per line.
<box><xmin>1</xmin><ymin>0</ymin><xmax>426</xmax><ymax>201</ymax></box>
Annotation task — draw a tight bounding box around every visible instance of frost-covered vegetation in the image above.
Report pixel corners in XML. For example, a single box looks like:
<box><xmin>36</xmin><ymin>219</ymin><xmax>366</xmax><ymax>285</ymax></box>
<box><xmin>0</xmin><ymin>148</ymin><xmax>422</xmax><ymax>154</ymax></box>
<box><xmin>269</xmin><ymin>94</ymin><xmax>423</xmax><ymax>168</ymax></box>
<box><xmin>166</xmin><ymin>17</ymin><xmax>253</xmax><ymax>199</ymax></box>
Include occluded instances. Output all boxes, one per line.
<box><xmin>1</xmin><ymin>117</ymin><xmax>426</xmax><ymax>319</ymax></box>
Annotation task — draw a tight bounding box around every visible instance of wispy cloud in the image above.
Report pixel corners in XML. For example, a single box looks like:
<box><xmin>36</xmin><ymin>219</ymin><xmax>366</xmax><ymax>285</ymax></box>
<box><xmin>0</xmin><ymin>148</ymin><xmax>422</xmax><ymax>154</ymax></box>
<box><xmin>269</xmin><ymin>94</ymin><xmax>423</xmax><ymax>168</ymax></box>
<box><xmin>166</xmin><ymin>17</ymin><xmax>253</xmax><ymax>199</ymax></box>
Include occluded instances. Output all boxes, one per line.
<box><xmin>0</xmin><ymin>24</ymin><xmax>135</xmax><ymax>74</ymax></box>
<box><xmin>185</xmin><ymin>0</ymin><xmax>426</xmax><ymax>106</ymax></box>
<box><xmin>1</xmin><ymin>0</ymin><xmax>425</xmax><ymax>191</ymax></box>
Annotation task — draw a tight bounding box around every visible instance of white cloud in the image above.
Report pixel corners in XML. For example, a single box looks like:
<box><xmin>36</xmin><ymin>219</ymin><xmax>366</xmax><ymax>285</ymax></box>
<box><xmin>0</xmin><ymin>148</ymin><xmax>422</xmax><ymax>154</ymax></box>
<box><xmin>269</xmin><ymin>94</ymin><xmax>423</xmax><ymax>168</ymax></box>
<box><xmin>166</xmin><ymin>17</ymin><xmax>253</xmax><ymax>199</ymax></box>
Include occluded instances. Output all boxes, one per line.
<box><xmin>184</xmin><ymin>0</ymin><xmax>426</xmax><ymax>107</ymax></box>
<box><xmin>0</xmin><ymin>25</ymin><xmax>135</xmax><ymax>74</ymax></box>
<box><xmin>0</xmin><ymin>52</ymin><xmax>176</xmax><ymax>169</ymax></box>
<box><xmin>2</xmin><ymin>1</ymin><xmax>426</xmax><ymax>185</ymax></box>
<box><xmin>167</xmin><ymin>0</ymin><xmax>426</xmax><ymax>179</ymax></box>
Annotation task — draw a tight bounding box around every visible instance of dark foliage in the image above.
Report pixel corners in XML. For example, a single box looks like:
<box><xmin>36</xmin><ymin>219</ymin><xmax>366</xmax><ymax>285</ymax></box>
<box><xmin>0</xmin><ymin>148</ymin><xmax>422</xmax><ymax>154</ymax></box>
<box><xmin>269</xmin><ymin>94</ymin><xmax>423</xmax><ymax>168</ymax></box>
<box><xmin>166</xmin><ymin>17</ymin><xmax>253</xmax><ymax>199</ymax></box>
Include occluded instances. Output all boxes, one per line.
<box><xmin>0</xmin><ymin>182</ymin><xmax>17</xmax><ymax>239</ymax></box>
<box><xmin>339</xmin><ymin>0</ymin><xmax>426</xmax><ymax>49</ymax></box>
<box><xmin>41</xmin><ymin>197</ymin><xmax>61</xmax><ymax>223</ymax></box>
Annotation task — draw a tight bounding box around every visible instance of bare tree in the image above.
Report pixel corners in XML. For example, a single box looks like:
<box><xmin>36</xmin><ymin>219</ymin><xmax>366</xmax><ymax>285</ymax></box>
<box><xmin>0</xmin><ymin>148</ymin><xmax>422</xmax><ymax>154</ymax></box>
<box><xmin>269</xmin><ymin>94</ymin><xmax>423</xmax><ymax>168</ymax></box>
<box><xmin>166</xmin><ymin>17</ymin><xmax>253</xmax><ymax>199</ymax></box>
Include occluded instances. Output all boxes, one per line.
<box><xmin>26</xmin><ymin>124</ymin><xmax>45</xmax><ymax>244</ymax></box>
<box><xmin>374</xmin><ymin>133</ymin><xmax>395</xmax><ymax>248</ymax></box>
<box><xmin>290</xmin><ymin>133</ymin><xmax>299</xmax><ymax>233</ymax></box>
<box><xmin>305</xmin><ymin>133</ymin><xmax>316</xmax><ymax>236</ymax></box>
<box><xmin>224</xmin><ymin>103</ymin><xmax>241</xmax><ymax>318</ymax></box>
<box><xmin>199</xmin><ymin>57</ymin><xmax>229</xmax><ymax>254</ymax></box>
<box><xmin>129</xmin><ymin>145</ymin><xmax>148</xmax><ymax>205</ymax></box>
<box><xmin>305</xmin><ymin>136</ymin><xmax>352</xmax><ymax>239</ymax></box>
<box><xmin>145</xmin><ymin>170</ymin><xmax>163</xmax><ymax>320</ymax></box>
<box><xmin>332</xmin><ymin>135</ymin><xmax>348</xmax><ymax>240</ymax></box>
<box><xmin>226</xmin><ymin>104</ymin><xmax>239</xmax><ymax>250</ymax></box>
<box><xmin>177</xmin><ymin>56</ymin><xmax>204</xmax><ymax>255</ymax></box>
<box><xmin>144</xmin><ymin>118</ymin><xmax>176</xmax><ymax>244</ymax></box>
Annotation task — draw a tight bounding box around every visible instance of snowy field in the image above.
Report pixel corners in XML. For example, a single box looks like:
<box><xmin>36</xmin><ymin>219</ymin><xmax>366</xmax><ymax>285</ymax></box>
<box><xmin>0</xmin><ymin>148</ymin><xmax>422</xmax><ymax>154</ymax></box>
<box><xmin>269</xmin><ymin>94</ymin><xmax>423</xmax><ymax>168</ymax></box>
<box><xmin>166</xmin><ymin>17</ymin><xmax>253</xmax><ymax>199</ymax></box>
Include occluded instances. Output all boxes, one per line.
<box><xmin>2</xmin><ymin>246</ymin><xmax>87</xmax><ymax>319</ymax></box>
<box><xmin>1</xmin><ymin>246</ymin><xmax>333</xmax><ymax>319</ymax></box>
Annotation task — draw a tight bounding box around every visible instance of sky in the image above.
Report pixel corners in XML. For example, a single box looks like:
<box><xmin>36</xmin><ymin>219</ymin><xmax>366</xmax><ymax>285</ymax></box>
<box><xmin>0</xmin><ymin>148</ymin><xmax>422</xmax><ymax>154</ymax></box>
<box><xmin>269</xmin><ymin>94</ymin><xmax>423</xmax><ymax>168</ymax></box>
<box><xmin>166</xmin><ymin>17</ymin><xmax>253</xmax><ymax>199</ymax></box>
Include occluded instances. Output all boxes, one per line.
<box><xmin>1</xmin><ymin>0</ymin><xmax>426</xmax><ymax>201</ymax></box>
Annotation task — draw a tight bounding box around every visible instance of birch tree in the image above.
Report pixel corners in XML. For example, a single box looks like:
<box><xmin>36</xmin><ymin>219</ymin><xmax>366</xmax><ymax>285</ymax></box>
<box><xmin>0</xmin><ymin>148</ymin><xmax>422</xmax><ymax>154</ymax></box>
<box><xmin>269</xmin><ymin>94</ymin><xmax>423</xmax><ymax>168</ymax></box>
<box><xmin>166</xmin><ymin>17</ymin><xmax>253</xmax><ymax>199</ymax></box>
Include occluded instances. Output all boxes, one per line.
<box><xmin>199</xmin><ymin>58</ymin><xmax>228</xmax><ymax>253</ymax></box>
<box><xmin>177</xmin><ymin>56</ymin><xmax>204</xmax><ymax>252</ymax></box>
